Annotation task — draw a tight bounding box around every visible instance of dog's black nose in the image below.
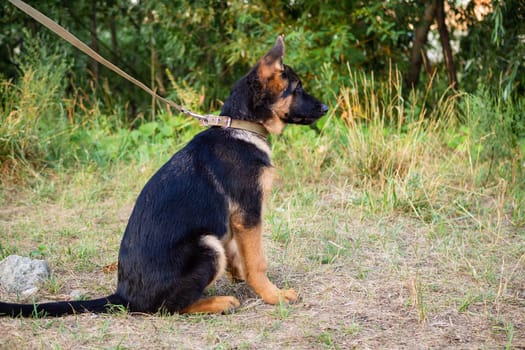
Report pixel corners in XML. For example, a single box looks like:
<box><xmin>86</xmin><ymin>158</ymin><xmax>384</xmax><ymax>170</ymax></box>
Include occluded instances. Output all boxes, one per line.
<box><xmin>321</xmin><ymin>104</ymin><xmax>329</xmax><ymax>115</ymax></box>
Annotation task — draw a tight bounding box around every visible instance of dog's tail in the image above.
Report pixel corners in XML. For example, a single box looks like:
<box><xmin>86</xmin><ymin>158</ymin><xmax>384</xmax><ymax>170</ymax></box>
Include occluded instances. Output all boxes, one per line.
<box><xmin>0</xmin><ymin>293</ymin><xmax>126</xmax><ymax>317</ymax></box>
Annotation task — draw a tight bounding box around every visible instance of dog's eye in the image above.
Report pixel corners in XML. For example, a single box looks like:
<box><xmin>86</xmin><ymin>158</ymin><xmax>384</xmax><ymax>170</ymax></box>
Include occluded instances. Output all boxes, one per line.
<box><xmin>282</xmin><ymin>81</ymin><xmax>298</xmax><ymax>98</ymax></box>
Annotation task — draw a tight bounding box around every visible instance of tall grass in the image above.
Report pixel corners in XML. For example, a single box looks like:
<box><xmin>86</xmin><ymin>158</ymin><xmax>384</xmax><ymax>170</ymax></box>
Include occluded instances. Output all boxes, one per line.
<box><xmin>274</xmin><ymin>63</ymin><xmax>524</xmax><ymax>228</ymax></box>
<box><xmin>332</xmin><ymin>66</ymin><xmax>459</xmax><ymax>218</ymax></box>
<box><xmin>0</xmin><ymin>35</ymin><xmax>69</xmax><ymax>176</ymax></box>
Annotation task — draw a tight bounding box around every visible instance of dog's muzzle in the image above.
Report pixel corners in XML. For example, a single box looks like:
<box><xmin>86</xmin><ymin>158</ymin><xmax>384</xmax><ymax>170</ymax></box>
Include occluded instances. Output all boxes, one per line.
<box><xmin>284</xmin><ymin>104</ymin><xmax>329</xmax><ymax>125</ymax></box>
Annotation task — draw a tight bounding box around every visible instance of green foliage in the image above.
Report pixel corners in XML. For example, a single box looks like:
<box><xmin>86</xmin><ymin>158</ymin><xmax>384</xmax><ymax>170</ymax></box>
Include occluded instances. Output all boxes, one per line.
<box><xmin>464</xmin><ymin>91</ymin><xmax>523</xmax><ymax>160</ymax></box>
<box><xmin>0</xmin><ymin>30</ymin><xmax>206</xmax><ymax>175</ymax></box>
<box><xmin>67</xmin><ymin>113</ymin><xmax>200</xmax><ymax>167</ymax></box>
<box><xmin>459</xmin><ymin>0</ymin><xmax>525</xmax><ymax>99</ymax></box>
<box><xmin>1</xmin><ymin>0</ymin><xmax>425</xmax><ymax>117</ymax></box>
<box><xmin>65</xmin><ymin>78</ymin><xmax>205</xmax><ymax>166</ymax></box>
<box><xmin>0</xmin><ymin>33</ymin><xmax>70</xmax><ymax>171</ymax></box>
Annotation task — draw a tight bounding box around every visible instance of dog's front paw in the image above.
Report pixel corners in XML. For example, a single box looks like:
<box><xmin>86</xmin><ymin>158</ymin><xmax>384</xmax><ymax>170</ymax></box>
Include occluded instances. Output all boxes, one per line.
<box><xmin>261</xmin><ymin>288</ymin><xmax>298</xmax><ymax>305</ymax></box>
<box><xmin>280</xmin><ymin>288</ymin><xmax>298</xmax><ymax>303</ymax></box>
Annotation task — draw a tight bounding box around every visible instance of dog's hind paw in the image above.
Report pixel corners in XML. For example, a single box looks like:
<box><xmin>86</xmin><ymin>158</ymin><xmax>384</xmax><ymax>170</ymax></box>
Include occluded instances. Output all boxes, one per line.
<box><xmin>180</xmin><ymin>296</ymin><xmax>240</xmax><ymax>314</ymax></box>
<box><xmin>219</xmin><ymin>296</ymin><xmax>241</xmax><ymax>312</ymax></box>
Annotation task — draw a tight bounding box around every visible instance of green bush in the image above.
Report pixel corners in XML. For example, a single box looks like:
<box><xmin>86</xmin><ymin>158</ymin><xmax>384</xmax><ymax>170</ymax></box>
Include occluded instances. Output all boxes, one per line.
<box><xmin>0</xmin><ymin>33</ymin><xmax>69</xmax><ymax>172</ymax></box>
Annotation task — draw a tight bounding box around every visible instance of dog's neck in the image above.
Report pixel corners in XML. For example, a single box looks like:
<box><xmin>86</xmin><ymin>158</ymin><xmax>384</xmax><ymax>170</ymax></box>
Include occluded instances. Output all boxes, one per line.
<box><xmin>220</xmin><ymin>81</ymin><xmax>273</xmax><ymax>138</ymax></box>
<box><xmin>226</xmin><ymin>118</ymin><xmax>269</xmax><ymax>139</ymax></box>
<box><xmin>203</xmin><ymin>113</ymin><xmax>269</xmax><ymax>138</ymax></box>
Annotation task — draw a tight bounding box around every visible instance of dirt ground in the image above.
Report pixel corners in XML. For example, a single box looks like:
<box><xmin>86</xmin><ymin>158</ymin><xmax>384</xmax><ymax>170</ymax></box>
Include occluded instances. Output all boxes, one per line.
<box><xmin>1</xmin><ymin>186</ymin><xmax>524</xmax><ymax>349</ymax></box>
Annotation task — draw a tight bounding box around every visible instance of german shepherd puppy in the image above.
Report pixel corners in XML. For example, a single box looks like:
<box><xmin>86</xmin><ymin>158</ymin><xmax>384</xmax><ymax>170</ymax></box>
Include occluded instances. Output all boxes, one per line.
<box><xmin>0</xmin><ymin>35</ymin><xmax>328</xmax><ymax>317</ymax></box>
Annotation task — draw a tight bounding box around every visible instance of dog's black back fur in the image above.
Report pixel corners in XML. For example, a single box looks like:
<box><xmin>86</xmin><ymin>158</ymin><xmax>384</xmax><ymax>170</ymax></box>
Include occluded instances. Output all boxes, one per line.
<box><xmin>0</xmin><ymin>35</ymin><xmax>327</xmax><ymax>317</ymax></box>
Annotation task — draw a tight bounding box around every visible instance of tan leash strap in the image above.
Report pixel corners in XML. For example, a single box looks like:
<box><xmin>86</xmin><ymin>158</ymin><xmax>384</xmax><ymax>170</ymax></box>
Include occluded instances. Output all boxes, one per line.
<box><xmin>8</xmin><ymin>0</ymin><xmax>269</xmax><ymax>138</ymax></box>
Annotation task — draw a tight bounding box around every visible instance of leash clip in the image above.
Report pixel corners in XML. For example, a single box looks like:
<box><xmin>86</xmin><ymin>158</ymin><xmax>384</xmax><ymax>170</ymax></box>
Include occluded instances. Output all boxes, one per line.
<box><xmin>201</xmin><ymin>115</ymin><xmax>232</xmax><ymax>128</ymax></box>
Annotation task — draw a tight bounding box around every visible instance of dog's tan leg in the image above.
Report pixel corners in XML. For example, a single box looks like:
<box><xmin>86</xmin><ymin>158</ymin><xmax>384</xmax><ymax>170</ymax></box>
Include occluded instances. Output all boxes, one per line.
<box><xmin>180</xmin><ymin>296</ymin><xmax>240</xmax><ymax>314</ymax></box>
<box><xmin>231</xmin><ymin>215</ymin><xmax>297</xmax><ymax>304</ymax></box>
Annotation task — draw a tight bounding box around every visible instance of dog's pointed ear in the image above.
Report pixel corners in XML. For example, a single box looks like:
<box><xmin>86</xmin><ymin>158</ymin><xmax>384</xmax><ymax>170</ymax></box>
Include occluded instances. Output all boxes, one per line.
<box><xmin>258</xmin><ymin>35</ymin><xmax>285</xmax><ymax>80</ymax></box>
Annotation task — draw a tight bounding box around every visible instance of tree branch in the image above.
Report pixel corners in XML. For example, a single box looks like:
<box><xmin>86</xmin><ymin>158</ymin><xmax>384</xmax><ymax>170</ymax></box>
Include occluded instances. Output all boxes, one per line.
<box><xmin>406</xmin><ymin>0</ymin><xmax>437</xmax><ymax>89</ymax></box>
<box><xmin>435</xmin><ymin>0</ymin><xmax>458</xmax><ymax>89</ymax></box>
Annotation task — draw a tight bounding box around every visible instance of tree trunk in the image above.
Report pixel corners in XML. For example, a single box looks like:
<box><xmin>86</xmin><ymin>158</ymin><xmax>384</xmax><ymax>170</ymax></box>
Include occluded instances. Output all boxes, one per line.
<box><xmin>110</xmin><ymin>20</ymin><xmax>118</xmax><ymax>59</ymax></box>
<box><xmin>435</xmin><ymin>0</ymin><xmax>458</xmax><ymax>89</ymax></box>
<box><xmin>152</xmin><ymin>49</ymin><xmax>167</xmax><ymax>97</ymax></box>
<box><xmin>406</xmin><ymin>0</ymin><xmax>437</xmax><ymax>89</ymax></box>
<box><xmin>90</xmin><ymin>0</ymin><xmax>99</xmax><ymax>85</ymax></box>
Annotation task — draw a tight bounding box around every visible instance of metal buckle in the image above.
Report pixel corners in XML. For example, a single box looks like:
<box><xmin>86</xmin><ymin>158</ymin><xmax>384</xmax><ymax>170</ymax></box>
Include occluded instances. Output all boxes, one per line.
<box><xmin>201</xmin><ymin>115</ymin><xmax>232</xmax><ymax>128</ymax></box>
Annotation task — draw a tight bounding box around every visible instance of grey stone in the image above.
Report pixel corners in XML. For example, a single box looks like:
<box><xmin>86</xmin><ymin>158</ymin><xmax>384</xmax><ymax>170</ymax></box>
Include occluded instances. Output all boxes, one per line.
<box><xmin>0</xmin><ymin>255</ymin><xmax>50</xmax><ymax>294</ymax></box>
